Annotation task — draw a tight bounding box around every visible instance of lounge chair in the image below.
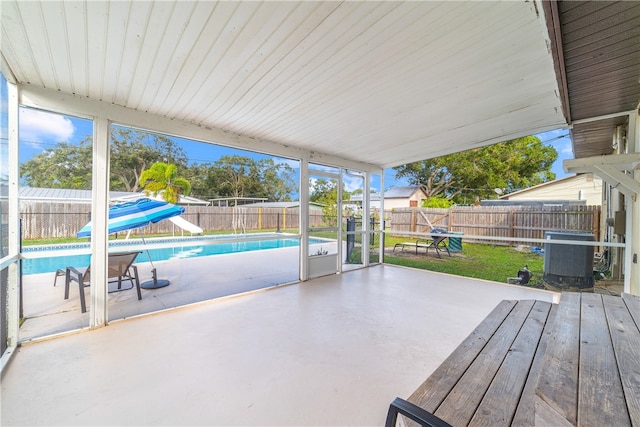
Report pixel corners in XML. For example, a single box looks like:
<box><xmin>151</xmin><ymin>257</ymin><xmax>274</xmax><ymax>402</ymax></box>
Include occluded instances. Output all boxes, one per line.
<box><xmin>393</xmin><ymin>240</ymin><xmax>429</xmax><ymax>255</ymax></box>
<box><xmin>423</xmin><ymin>229</ymin><xmax>451</xmax><ymax>258</ymax></box>
<box><xmin>63</xmin><ymin>251</ymin><xmax>143</xmax><ymax>313</ymax></box>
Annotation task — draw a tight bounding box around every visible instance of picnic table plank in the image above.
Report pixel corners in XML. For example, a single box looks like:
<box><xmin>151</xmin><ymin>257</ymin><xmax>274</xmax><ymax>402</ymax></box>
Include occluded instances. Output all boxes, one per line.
<box><xmin>622</xmin><ymin>292</ymin><xmax>640</xmax><ymax>329</ymax></box>
<box><xmin>578</xmin><ymin>293</ymin><xmax>630</xmax><ymax>426</ymax></box>
<box><xmin>510</xmin><ymin>302</ymin><xmax>558</xmax><ymax>427</ymax></box>
<box><xmin>534</xmin><ymin>292</ymin><xmax>580</xmax><ymax>426</ymax></box>
<box><xmin>603</xmin><ymin>294</ymin><xmax>640</xmax><ymax>426</ymax></box>
<box><xmin>469</xmin><ymin>300</ymin><xmax>552</xmax><ymax>427</ymax></box>
<box><xmin>408</xmin><ymin>300</ymin><xmax>518</xmax><ymax>413</ymax></box>
<box><xmin>434</xmin><ymin>300</ymin><xmax>535</xmax><ymax>426</ymax></box>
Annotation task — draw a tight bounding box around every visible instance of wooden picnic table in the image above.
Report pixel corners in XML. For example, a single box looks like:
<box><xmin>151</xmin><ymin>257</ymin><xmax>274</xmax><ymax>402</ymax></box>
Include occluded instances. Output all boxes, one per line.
<box><xmin>535</xmin><ymin>292</ymin><xmax>640</xmax><ymax>427</ymax></box>
<box><xmin>390</xmin><ymin>292</ymin><xmax>640</xmax><ymax>427</ymax></box>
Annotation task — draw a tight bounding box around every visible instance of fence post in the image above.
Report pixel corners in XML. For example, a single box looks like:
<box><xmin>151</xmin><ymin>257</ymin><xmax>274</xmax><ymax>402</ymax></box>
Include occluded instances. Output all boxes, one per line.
<box><xmin>509</xmin><ymin>209</ymin><xmax>515</xmax><ymax>246</ymax></box>
<box><xmin>282</xmin><ymin>208</ymin><xmax>287</xmax><ymax>230</ymax></box>
<box><xmin>411</xmin><ymin>209</ymin><xmax>416</xmax><ymax>233</ymax></box>
<box><xmin>593</xmin><ymin>206</ymin><xmax>600</xmax><ymax>243</ymax></box>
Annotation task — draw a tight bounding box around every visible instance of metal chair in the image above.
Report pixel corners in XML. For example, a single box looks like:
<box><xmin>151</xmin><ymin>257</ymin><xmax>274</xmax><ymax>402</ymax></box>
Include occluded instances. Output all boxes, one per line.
<box><xmin>64</xmin><ymin>251</ymin><xmax>142</xmax><ymax>313</ymax></box>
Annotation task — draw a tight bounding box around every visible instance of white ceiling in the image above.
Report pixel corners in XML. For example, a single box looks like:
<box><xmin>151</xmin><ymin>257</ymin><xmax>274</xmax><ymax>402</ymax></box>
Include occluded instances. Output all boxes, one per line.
<box><xmin>1</xmin><ymin>1</ymin><xmax>566</xmax><ymax>169</ymax></box>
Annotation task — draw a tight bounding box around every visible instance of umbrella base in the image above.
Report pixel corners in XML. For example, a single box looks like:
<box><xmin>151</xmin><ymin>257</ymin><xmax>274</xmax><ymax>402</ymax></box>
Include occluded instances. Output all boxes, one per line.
<box><xmin>141</xmin><ymin>279</ymin><xmax>170</xmax><ymax>289</ymax></box>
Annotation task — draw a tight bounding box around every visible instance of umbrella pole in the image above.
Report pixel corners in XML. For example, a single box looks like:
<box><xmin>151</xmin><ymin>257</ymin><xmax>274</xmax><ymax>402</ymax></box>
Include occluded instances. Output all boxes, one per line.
<box><xmin>139</xmin><ymin>233</ymin><xmax>171</xmax><ymax>289</ymax></box>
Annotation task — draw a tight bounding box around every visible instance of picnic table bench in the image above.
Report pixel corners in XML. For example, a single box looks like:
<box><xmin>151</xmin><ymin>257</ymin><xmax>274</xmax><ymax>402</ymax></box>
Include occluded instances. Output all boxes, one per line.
<box><xmin>386</xmin><ymin>292</ymin><xmax>640</xmax><ymax>427</ymax></box>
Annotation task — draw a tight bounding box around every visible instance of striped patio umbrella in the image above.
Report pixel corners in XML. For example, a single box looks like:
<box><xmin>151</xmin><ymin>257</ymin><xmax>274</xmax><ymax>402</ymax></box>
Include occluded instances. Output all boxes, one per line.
<box><xmin>77</xmin><ymin>197</ymin><xmax>185</xmax><ymax>237</ymax></box>
<box><xmin>76</xmin><ymin>197</ymin><xmax>185</xmax><ymax>288</ymax></box>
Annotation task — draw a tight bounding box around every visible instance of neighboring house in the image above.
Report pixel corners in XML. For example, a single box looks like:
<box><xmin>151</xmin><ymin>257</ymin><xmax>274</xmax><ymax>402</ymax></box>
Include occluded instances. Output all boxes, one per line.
<box><xmin>19</xmin><ymin>187</ymin><xmax>210</xmax><ymax>206</ymax></box>
<box><xmin>350</xmin><ymin>186</ymin><xmax>428</xmax><ymax>210</ymax></box>
<box><xmin>499</xmin><ymin>174</ymin><xmax>602</xmax><ymax>206</ymax></box>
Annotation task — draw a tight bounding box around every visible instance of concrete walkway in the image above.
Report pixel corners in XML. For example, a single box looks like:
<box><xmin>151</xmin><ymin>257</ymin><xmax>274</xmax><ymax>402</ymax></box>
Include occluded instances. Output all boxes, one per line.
<box><xmin>3</xmin><ymin>264</ymin><xmax>556</xmax><ymax>426</ymax></box>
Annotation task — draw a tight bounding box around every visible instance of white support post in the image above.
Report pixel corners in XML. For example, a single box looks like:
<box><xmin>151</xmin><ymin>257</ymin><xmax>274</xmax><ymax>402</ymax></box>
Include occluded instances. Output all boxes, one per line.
<box><xmin>379</xmin><ymin>173</ymin><xmax>385</xmax><ymax>263</ymax></box>
<box><xmin>337</xmin><ymin>170</ymin><xmax>343</xmax><ymax>273</ymax></box>
<box><xmin>299</xmin><ymin>158</ymin><xmax>309</xmax><ymax>281</ymax></box>
<box><xmin>627</xmin><ymin>108</ymin><xmax>640</xmax><ymax>295</ymax></box>
<box><xmin>6</xmin><ymin>81</ymin><xmax>20</xmax><ymax>351</ymax></box>
<box><xmin>362</xmin><ymin>172</ymin><xmax>371</xmax><ymax>266</ymax></box>
<box><xmin>90</xmin><ymin>118</ymin><xmax>110</xmax><ymax>327</ymax></box>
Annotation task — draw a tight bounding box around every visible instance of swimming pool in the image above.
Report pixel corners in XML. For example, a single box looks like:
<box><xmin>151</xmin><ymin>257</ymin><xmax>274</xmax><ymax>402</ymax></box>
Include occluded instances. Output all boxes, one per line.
<box><xmin>22</xmin><ymin>235</ymin><xmax>327</xmax><ymax>275</ymax></box>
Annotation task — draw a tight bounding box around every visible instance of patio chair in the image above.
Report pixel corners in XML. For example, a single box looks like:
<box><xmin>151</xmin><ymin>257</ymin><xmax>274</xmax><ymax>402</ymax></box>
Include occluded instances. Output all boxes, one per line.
<box><xmin>423</xmin><ymin>229</ymin><xmax>451</xmax><ymax>259</ymax></box>
<box><xmin>64</xmin><ymin>251</ymin><xmax>143</xmax><ymax>313</ymax></box>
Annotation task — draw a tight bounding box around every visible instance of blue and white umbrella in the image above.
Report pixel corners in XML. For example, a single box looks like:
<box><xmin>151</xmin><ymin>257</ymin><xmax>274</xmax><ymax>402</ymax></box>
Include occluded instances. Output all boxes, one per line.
<box><xmin>77</xmin><ymin>197</ymin><xmax>185</xmax><ymax>238</ymax></box>
<box><xmin>77</xmin><ymin>197</ymin><xmax>185</xmax><ymax>288</ymax></box>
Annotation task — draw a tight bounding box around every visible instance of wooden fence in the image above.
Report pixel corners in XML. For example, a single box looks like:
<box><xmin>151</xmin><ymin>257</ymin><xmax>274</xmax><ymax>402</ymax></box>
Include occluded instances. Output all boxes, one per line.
<box><xmin>20</xmin><ymin>202</ymin><xmax>601</xmax><ymax>245</ymax></box>
<box><xmin>388</xmin><ymin>205</ymin><xmax>601</xmax><ymax>245</ymax></box>
<box><xmin>20</xmin><ymin>203</ymin><xmax>329</xmax><ymax>240</ymax></box>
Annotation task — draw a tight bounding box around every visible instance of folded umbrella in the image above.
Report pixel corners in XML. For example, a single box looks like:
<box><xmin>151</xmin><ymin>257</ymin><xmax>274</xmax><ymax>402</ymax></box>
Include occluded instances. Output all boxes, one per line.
<box><xmin>77</xmin><ymin>197</ymin><xmax>185</xmax><ymax>288</ymax></box>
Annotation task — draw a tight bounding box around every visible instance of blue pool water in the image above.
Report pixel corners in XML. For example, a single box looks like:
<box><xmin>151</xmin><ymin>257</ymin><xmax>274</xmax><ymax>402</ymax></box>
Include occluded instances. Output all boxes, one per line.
<box><xmin>23</xmin><ymin>237</ymin><xmax>325</xmax><ymax>275</ymax></box>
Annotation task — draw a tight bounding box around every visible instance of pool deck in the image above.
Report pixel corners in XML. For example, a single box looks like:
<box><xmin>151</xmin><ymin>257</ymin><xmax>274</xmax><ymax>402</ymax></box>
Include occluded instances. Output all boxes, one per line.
<box><xmin>4</xmin><ymin>260</ymin><xmax>557</xmax><ymax>426</ymax></box>
<box><xmin>20</xmin><ymin>245</ymin><xmax>308</xmax><ymax>341</ymax></box>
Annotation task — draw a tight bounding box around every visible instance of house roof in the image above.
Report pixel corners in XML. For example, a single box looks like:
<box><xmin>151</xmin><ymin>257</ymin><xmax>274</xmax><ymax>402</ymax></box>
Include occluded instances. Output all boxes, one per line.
<box><xmin>349</xmin><ymin>186</ymin><xmax>424</xmax><ymax>202</ymax></box>
<box><xmin>383</xmin><ymin>186</ymin><xmax>426</xmax><ymax>199</ymax></box>
<box><xmin>239</xmin><ymin>201</ymin><xmax>324</xmax><ymax>209</ymax></box>
<box><xmin>19</xmin><ymin>187</ymin><xmax>133</xmax><ymax>203</ymax></box>
<box><xmin>19</xmin><ymin>187</ymin><xmax>209</xmax><ymax>205</ymax></box>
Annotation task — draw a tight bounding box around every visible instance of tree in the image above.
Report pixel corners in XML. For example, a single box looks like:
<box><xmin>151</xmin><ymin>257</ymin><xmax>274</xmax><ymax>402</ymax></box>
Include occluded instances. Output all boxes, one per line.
<box><xmin>21</xmin><ymin>141</ymin><xmax>93</xmax><ymax>188</ymax></box>
<box><xmin>110</xmin><ymin>128</ymin><xmax>187</xmax><ymax>192</ymax></box>
<box><xmin>393</xmin><ymin>136</ymin><xmax>557</xmax><ymax>204</ymax></box>
<box><xmin>309</xmin><ymin>178</ymin><xmax>355</xmax><ymax>224</ymax></box>
<box><xmin>257</xmin><ymin>159</ymin><xmax>296</xmax><ymax>201</ymax></box>
<box><xmin>211</xmin><ymin>155</ymin><xmax>262</xmax><ymax>199</ymax></box>
<box><xmin>140</xmin><ymin>162</ymin><xmax>191</xmax><ymax>204</ymax></box>
<box><xmin>20</xmin><ymin>128</ymin><xmax>188</xmax><ymax>191</ymax></box>
<box><xmin>186</xmin><ymin>155</ymin><xmax>297</xmax><ymax>201</ymax></box>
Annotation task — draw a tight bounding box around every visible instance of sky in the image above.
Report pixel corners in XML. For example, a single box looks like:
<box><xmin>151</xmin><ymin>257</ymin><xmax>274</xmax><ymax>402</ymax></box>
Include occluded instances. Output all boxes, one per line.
<box><xmin>16</xmin><ymin>107</ymin><xmax>574</xmax><ymax>194</ymax></box>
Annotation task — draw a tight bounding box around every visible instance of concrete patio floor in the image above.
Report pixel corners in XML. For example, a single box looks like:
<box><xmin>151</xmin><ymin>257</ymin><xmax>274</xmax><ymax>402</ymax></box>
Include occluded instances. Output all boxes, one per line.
<box><xmin>2</xmin><ymin>262</ymin><xmax>557</xmax><ymax>426</ymax></box>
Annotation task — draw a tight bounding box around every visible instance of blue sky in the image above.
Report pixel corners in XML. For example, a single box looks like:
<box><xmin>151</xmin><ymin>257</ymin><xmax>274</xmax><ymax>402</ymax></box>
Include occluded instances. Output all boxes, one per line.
<box><xmin>17</xmin><ymin>108</ymin><xmax>573</xmax><ymax>192</ymax></box>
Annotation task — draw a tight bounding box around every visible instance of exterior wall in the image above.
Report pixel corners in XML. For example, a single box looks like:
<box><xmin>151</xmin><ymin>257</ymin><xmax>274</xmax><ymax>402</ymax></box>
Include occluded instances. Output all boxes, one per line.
<box><xmin>384</xmin><ymin>191</ymin><xmax>427</xmax><ymax>210</ymax></box>
<box><xmin>506</xmin><ymin>174</ymin><xmax>602</xmax><ymax>206</ymax></box>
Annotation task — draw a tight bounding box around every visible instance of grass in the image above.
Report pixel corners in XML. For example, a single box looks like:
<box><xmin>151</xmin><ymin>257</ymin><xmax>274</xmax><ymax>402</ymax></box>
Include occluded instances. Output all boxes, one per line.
<box><xmin>383</xmin><ymin>235</ymin><xmax>545</xmax><ymax>288</ymax></box>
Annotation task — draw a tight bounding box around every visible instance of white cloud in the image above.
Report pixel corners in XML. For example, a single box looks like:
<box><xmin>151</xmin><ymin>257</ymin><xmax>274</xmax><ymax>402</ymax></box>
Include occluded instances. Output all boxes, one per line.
<box><xmin>343</xmin><ymin>174</ymin><xmax>364</xmax><ymax>193</ymax></box>
<box><xmin>19</xmin><ymin>108</ymin><xmax>74</xmax><ymax>146</ymax></box>
<box><xmin>557</xmin><ymin>140</ymin><xmax>573</xmax><ymax>155</ymax></box>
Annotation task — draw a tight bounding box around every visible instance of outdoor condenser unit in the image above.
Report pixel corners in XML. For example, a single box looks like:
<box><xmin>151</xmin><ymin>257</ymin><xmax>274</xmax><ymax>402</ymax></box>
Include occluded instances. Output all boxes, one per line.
<box><xmin>543</xmin><ymin>231</ymin><xmax>595</xmax><ymax>289</ymax></box>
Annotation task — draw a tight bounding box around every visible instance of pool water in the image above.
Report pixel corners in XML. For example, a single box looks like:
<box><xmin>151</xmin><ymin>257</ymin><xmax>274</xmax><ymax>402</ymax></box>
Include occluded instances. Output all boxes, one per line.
<box><xmin>23</xmin><ymin>237</ymin><xmax>325</xmax><ymax>275</ymax></box>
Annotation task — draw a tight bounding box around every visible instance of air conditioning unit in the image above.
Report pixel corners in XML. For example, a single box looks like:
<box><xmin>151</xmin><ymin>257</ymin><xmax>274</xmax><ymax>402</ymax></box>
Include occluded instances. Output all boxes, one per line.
<box><xmin>543</xmin><ymin>231</ymin><xmax>595</xmax><ymax>289</ymax></box>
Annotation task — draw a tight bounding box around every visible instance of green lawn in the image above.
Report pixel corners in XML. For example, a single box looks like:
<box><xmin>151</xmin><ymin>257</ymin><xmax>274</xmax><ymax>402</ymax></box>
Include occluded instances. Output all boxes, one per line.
<box><xmin>383</xmin><ymin>235</ymin><xmax>545</xmax><ymax>288</ymax></box>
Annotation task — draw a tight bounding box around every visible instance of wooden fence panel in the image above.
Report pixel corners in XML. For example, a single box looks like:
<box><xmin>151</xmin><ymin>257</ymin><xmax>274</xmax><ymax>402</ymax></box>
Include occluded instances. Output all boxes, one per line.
<box><xmin>389</xmin><ymin>208</ymin><xmax>449</xmax><ymax>234</ymax></box>
<box><xmin>20</xmin><ymin>203</ymin><xmax>601</xmax><ymax>244</ymax></box>
<box><xmin>388</xmin><ymin>205</ymin><xmax>600</xmax><ymax>246</ymax></box>
<box><xmin>19</xmin><ymin>203</ymin><xmax>326</xmax><ymax>239</ymax></box>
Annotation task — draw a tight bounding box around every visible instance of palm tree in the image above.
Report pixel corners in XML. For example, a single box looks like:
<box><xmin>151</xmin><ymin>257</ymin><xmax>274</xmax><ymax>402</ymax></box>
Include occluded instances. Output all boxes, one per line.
<box><xmin>140</xmin><ymin>162</ymin><xmax>191</xmax><ymax>204</ymax></box>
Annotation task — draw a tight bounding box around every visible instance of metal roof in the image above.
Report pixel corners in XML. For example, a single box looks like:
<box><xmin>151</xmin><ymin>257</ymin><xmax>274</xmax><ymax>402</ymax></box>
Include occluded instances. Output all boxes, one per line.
<box><xmin>1</xmin><ymin>1</ymin><xmax>565</xmax><ymax>169</ymax></box>
<box><xmin>19</xmin><ymin>187</ymin><xmax>209</xmax><ymax>205</ymax></box>
<box><xmin>350</xmin><ymin>186</ymin><xmax>423</xmax><ymax>201</ymax></box>
<box><xmin>19</xmin><ymin>187</ymin><xmax>133</xmax><ymax>203</ymax></box>
<box><xmin>382</xmin><ymin>186</ymin><xmax>425</xmax><ymax>199</ymax></box>
<box><xmin>239</xmin><ymin>201</ymin><xmax>323</xmax><ymax>209</ymax></box>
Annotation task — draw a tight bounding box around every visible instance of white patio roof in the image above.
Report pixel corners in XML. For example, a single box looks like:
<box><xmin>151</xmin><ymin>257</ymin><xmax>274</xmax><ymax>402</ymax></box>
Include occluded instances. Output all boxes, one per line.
<box><xmin>1</xmin><ymin>1</ymin><xmax>566</xmax><ymax>169</ymax></box>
